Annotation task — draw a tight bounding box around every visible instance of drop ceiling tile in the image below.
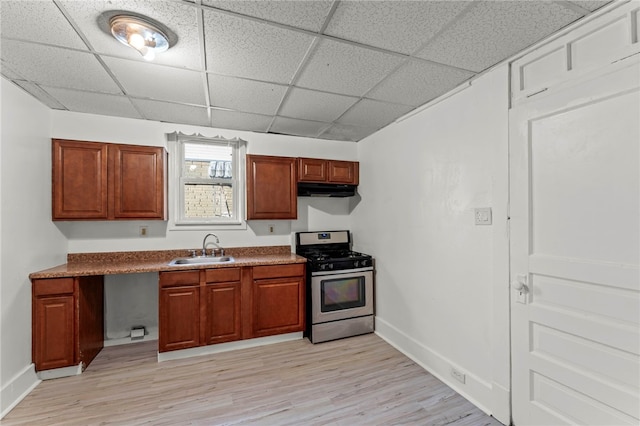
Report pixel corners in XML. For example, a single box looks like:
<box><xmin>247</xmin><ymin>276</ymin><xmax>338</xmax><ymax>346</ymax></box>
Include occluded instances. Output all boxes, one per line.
<box><xmin>13</xmin><ymin>81</ymin><xmax>66</xmax><ymax>109</ymax></box>
<box><xmin>319</xmin><ymin>124</ymin><xmax>377</xmax><ymax>142</ymax></box>
<box><xmin>211</xmin><ymin>109</ymin><xmax>273</xmax><ymax>133</ymax></box>
<box><xmin>0</xmin><ymin>62</ymin><xmax>22</xmax><ymax>80</ymax></box>
<box><xmin>568</xmin><ymin>1</ymin><xmax>612</xmax><ymax>12</ymax></box>
<box><xmin>337</xmin><ymin>99</ymin><xmax>413</xmax><ymax>129</ymax></box>
<box><xmin>60</xmin><ymin>0</ymin><xmax>202</xmax><ymax>70</ymax></box>
<box><xmin>1</xmin><ymin>40</ymin><xmax>121</xmax><ymax>93</ymax></box>
<box><xmin>325</xmin><ymin>1</ymin><xmax>471</xmax><ymax>55</ymax></box>
<box><xmin>42</xmin><ymin>86</ymin><xmax>142</xmax><ymax>119</ymax></box>
<box><xmin>296</xmin><ymin>39</ymin><xmax>404</xmax><ymax>97</ymax></box>
<box><xmin>0</xmin><ymin>0</ymin><xmax>87</xmax><ymax>49</ymax></box>
<box><xmin>202</xmin><ymin>0</ymin><xmax>333</xmax><ymax>32</ymax></box>
<box><xmin>208</xmin><ymin>75</ymin><xmax>287</xmax><ymax>115</ymax></box>
<box><xmin>368</xmin><ymin>60</ymin><xmax>474</xmax><ymax>107</ymax></box>
<box><xmin>416</xmin><ymin>1</ymin><xmax>582</xmax><ymax>72</ymax></box>
<box><xmin>279</xmin><ymin>87</ymin><xmax>359</xmax><ymax>122</ymax></box>
<box><xmin>203</xmin><ymin>9</ymin><xmax>314</xmax><ymax>84</ymax></box>
<box><xmin>270</xmin><ymin>117</ymin><xmax>329</xmax><ymax>138</ymax></box>
<box><xmin>131</xmin><ymin>98</ymin><xmax>210</xmax><ymax>127</ymax></box>
<box><xmin>103</xmin><ymin>57</ymin><xmax>205</xmax><ymax>105</ymax></box>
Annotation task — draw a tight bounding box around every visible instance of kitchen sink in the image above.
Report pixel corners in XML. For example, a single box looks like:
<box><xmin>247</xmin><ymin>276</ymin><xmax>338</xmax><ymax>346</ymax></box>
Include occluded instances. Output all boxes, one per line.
<box><xmin>168</xmin><ymin>256</ymin><xmax>235</xmax><ymax>265</ymax></box>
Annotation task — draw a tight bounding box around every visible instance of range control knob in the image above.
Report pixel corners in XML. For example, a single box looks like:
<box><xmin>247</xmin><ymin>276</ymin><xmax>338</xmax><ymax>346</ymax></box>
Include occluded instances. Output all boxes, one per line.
<box><xmin>354</xmin><ymin>260</ymin><xmax>360</xmax><ymax>268</ymax></box>
<box><xmin>362</xmin><ymin>259</ymin><xmax>370</xmax><ymax>267</ymax></box>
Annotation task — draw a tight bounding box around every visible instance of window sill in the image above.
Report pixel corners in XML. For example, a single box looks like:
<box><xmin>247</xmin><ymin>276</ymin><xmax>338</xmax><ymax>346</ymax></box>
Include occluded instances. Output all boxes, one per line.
<box><xmin>168</xmin><ymin>221</ymin><xmax>247</xmax><ymax>232</ymax></box>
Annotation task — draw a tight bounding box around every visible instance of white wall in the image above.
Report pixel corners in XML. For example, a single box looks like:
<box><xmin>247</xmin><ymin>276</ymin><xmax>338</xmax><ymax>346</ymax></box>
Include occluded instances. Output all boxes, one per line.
<box><xmin>50</xmin><ymin>111</ymin><xmax>359</xmax><ymax>344</ymax></box>
<box><xmin>0</xmin><ymin>79</ymin><xmax>68</xmax><ymax>417</ymax></box>
<box><xmin>1</xmin><ymin>69</ymin><xmax>511</xmax><ymax>420</ymax></box>
<box><xmin>51</xmin><ymin>110</ymin><xmax>358</xmax><ymax>253</ymax></box>
<box><xmin>352</xmin><ymin>65</ymin><xmax>510</xmax><ymax>423</ymax></box>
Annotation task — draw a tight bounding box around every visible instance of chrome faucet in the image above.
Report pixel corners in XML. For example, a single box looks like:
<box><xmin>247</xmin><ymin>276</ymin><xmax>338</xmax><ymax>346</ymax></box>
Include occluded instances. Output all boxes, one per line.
<box><xmin>202</xmin><ymin>233</ymin><xmax>224</xmax><ymax>257</ymax></box>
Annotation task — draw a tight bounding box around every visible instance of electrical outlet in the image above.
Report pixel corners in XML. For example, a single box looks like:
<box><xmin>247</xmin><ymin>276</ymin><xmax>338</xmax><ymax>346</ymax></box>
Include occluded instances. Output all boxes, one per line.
<box><xmin>268</xmin><ymin>224</ymin><xmax>275</xmax><ymax>234</ymax></box>
<box><xmin>451</xmin><ymin>367</ymin><xmax>466</xmax><ymax>384</ymax></box>
<box><xmin>474</xmin><ymin>208</ymin><xmax>492</xmax><ymax>225</ymax></box>
<box><xmin>139</xmin><ymin>226</ymin><xmax>148</xmax><ymax>237</ymax></box>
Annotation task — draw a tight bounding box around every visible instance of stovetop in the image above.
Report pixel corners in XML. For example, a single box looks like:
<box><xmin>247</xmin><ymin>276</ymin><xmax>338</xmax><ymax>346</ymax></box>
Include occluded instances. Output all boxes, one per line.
<box><xmin>302</xmin><ymin>249</ymin><xmax>370</xmax><ymax>262</ymax></box>
<box><xmin>295</xmin><ymin>231</ymin><xmax>373</xmax><ymax>272</ymax></box>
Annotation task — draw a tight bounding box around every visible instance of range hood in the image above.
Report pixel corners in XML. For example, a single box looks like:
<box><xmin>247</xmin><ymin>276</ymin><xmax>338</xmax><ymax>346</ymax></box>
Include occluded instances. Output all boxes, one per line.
<box><xmin>297</xmin><ymin>182</ymin><xmax>357</xmax><ymax>197</ymax></box>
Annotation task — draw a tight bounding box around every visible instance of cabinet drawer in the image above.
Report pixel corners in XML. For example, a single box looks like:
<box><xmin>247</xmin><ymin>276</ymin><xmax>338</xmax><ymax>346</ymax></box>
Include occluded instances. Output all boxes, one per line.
<box><xmin>205</xmin><ymin>267</ymin><xmax>241</xmax><ymax>283</ymax></box>
<box><xmin>253</xmin><ymin>264</ymin><xmax>305</xmax><ymax>280</ymax></box>
<box><xmin>160</xmin><ymin>271</ymin><xmax>200</xmax><ymax>288</ymax></box>
<box><xmin>33</xmin><ymin>278</ymin><xmax>74</xmax><ymax>296</ymax></box>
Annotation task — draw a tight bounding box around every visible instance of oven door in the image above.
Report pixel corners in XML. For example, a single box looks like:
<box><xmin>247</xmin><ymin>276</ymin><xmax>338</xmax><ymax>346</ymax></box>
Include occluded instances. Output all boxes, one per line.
<box><xmin>311</xmin><ymin>268</ymin><xmax>373</xmax><ymax>324</ymax></box>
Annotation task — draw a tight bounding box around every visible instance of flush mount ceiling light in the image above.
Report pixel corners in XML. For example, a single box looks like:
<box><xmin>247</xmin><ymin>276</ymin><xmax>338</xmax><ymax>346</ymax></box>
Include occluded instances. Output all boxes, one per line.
<box><xmin>110</xmin><ymin>15</ymin><xmax>169</xmax><ymax>61</ymax></box>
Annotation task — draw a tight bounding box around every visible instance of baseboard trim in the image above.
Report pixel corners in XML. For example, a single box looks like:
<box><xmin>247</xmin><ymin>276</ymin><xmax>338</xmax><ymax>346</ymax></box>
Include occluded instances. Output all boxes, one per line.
<box><xmin>491</xmin><ymin>381</ymin><xmax>511</xmax><ymax>425</ymax></box>
<box><xmin>0</xmin><ymin>363</ymin><xmax>40</xmax><ymax>419</ymax></box>
<box><xmin>158</xmin><ymin>332</ymin><xmax>304</xmax><ymax>362</ymax></box>
<box><xmin>36</xmin><ymin>364</ymin><xmax>83</xmax><ymax>381</ymax></box>
<box><xmin>375</xmin><ymin>318</ymin><xmax>494</xmax><ymax>416</ymax></box>
<box><xmin>104</xmin><ymin>331</ymin><xmax>159</xmax><ymax>347</ymax></box>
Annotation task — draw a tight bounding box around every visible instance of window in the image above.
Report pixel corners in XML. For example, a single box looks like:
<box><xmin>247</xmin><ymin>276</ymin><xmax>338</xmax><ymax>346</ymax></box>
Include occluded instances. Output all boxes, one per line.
<box><xmin>167</xmin><ymin>132</ymin><xmax>246</xmax><ymax>227</ymax></box>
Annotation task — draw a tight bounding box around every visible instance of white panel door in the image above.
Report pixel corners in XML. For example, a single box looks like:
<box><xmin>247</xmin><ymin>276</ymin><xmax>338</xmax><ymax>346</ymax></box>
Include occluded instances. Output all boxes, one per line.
<box><xmin>509</xmin><ymin>57</ymin><xmax>640</xmax><ymax>425</ymax></box>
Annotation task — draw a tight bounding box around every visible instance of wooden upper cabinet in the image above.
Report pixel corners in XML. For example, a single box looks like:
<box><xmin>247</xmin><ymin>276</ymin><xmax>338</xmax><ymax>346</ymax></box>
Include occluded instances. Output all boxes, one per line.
<box><xmin>246</xmin><ymin>155</ymin><xmax>297</xmax><ymax>220</ymax></box>
<box><xmin>52</xmin><ymin>139</ymin><xmax>166</xmax><ymax>220</ymax></box>
<box><xmin>53</xmin><ymin>140</ymin><xmax>108</xmax><ymax>219</ymax></box>
<box><xmin>297</xmin><ymin>157</ymin><xmax>327</xmax><ymax>182</ymax></box>
<box><xmin>328</xmin><ymin>160</ymin><xmax>359</xmax><ymax>185</ymax></box>
<box><xmin>298</xmin><ymin>157</ymin><xmax>359</xmax><ymax>185</ymax></box>
<box><xmin>111</xmin><ymin>144</ymin><xmax>166</xmax><ymax>219</ymax></box>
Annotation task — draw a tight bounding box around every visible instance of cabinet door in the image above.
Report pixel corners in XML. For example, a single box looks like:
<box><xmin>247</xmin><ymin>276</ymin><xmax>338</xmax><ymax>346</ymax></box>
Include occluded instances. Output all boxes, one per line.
<box><xmin>204</xmin><ymin>282</ymin><xmax>242</xmax><ymax>345</ymax></box>
<box><xmin>252</xmin><ymin>276</ymin><xmax>305</xmax><ymax>337</ymax></box>
<box><xmin>111</xmin><ymin>144</ymin><xmax>166</xmax><ymax>219</ymax></box>
<box><xmin>328</xmin><ymin>160</ymin><xmax>359</xmax><ymax>185</ymax></box>
<box><xmin>246</xmin><ymin>155</ymin><xmax>297</xmax><ymax>220</ymax></box>
<box><xmin>77</xmin><ymin>276</ymin><xmax>104</xmax><ymax>368</ymax></box>
<box><xmin>52</xmin><ymin>139</ymin><xmax>108</xmax><ymax>220</ymax></box>
<box><xmin>159</xmin><ymin>286</ymin><xmax>200</xmax><ymax>352</ymax></box>
<box><xmin>33</xmin><ymin>295</ymin><xmax>75</xmax><ymax>370</ymax></box>
<box><xmin>298</xmin><ymin>157</ymin><xmax>327</xmax><ymax>182</ymax></box>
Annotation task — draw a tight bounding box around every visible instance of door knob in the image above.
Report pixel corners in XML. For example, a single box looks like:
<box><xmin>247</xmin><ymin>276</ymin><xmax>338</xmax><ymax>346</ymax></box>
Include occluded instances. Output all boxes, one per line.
<box><xmin>511</xmin><ymin>274</ymin><xmax>529</xmax><ymax>293</ymax></box>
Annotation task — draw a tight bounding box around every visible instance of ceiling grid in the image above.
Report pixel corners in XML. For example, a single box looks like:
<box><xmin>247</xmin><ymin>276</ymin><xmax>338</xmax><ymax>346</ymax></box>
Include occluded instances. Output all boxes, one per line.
<box><xmin>0</xmin><ymin>0</ymin><xmax>612</xmax><ymax>141</ymax></box>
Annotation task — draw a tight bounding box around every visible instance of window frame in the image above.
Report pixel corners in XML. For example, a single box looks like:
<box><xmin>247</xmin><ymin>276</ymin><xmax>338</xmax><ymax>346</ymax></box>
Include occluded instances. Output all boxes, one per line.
<box><xmin>167</xmin><ymin>132</ymin><xmax>246</xmax><ymax>229</ymax></box>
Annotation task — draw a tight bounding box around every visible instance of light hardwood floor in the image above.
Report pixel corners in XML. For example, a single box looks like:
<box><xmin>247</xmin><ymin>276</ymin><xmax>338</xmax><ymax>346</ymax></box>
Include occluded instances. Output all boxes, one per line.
<box><xmin>3</xmin><ymin>334</ymin><xmax>504</xmax><ymax>425</ymax></box>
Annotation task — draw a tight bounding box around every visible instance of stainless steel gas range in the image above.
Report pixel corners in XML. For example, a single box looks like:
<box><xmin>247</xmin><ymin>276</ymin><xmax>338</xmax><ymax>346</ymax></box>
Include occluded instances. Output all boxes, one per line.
<box><xmin>295</xmin><ymin>230</ymin><xmax>374</xmax><ymax>343</ymax></box>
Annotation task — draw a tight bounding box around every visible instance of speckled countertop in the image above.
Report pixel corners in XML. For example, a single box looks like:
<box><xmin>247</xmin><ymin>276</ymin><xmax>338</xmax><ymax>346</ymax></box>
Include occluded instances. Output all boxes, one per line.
<box><xmin>29</xmin><ymin>246</ymin><xmax>307</xmax><ymax>279</ymax></box>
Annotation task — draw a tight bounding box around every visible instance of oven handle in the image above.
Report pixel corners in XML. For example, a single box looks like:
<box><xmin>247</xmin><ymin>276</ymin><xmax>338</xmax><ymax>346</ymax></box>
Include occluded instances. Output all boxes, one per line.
<box><xmin>311</xmin><ymin>266</ymin><xmax>374</xmax><ymax>277</ymax></box>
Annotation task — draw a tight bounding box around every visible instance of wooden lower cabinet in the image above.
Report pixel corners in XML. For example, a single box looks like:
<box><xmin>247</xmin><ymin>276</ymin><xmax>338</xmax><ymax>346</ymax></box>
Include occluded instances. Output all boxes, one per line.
<box><xmin>158</xmin><ymin>268</ymin><xmax>242</xmax><ymax>352</ymax></box>
<box><xmin>159</xmin><ymin>264</ymin><xmax>305</xmax><ymax>353</ymax></box>
<box><xmin>32</xmin><ymin>276</ymin><xmax>104</xmax><ymax>372</ymax></box>
<box><xmin>252</xmin><ymin>264</ymin><xmax>305</xmax><ymax>338</ymax></box>
<box><xmin>203</xmin><ymin>282</ymin><xmax>241</xmax><ymax>345</ymax></box>
<box><xmin>33</xmin><ymin>295</ymin><xmax>75</xmax><ymax>370</ymax></box>
<box><xmin>32</xmin><ymin>264</ymin><xmax>307</xmax><ymax>368</ymax></box>
<box><xmin>159</xmin><ymin>286</ymin><xmax>200</xmax><ymax>352</ymax></box>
